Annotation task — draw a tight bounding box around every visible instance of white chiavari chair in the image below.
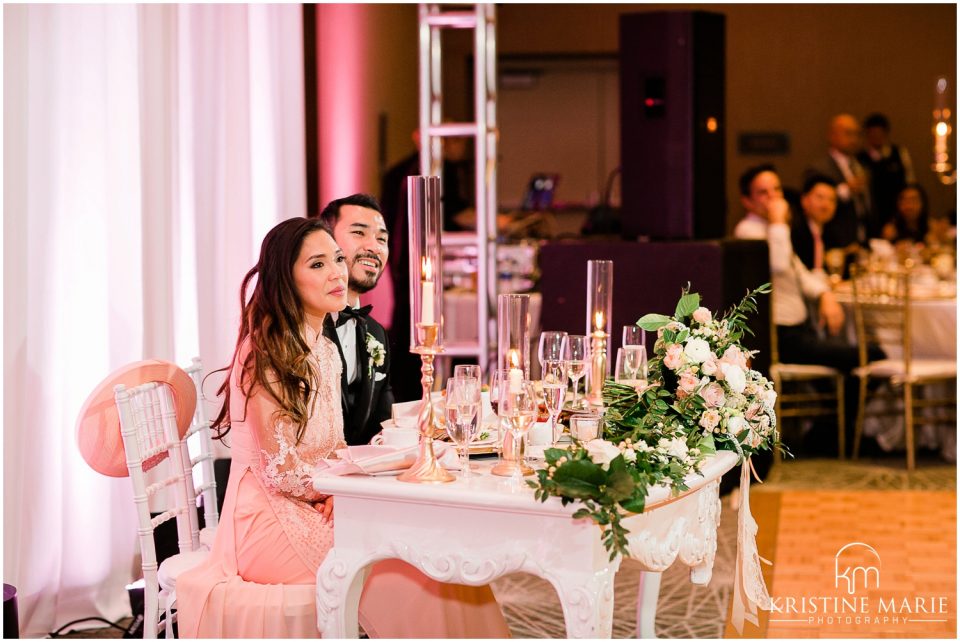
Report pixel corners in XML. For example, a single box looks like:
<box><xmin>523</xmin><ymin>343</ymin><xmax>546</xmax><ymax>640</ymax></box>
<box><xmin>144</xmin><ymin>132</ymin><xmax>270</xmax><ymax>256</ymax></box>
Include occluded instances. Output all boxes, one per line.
<box><xmin>115</xmin><ymin>380</ymin><xmax>208</xmax><ymax>638</ymax></box>
<box><xmin>850</xmin><ymin>263</ymin><xmax>957</xmax><ymax>470</ymax></box>
<box><xmin>182</xmin><ymin>357</ymin><xmax>219</xmax><ymax>549</ymax></box>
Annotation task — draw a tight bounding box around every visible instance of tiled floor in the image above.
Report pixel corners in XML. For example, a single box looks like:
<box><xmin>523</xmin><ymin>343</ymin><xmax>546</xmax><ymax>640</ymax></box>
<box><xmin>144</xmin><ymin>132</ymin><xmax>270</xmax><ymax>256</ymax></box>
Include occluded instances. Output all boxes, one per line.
<box><xmin>61</xmin><ymin>455</ymin><xmax>955</xmax><ymax>639</ymax></box>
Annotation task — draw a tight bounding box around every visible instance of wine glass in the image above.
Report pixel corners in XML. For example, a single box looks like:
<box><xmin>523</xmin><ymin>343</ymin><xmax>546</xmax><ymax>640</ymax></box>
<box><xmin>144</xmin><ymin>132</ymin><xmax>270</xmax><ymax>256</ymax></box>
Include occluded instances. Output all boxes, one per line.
<box><xmin>445</xmin><ymin>377</ymin><xmax>481</xmax><ymax>478</ymax></box>
<box><xmin>538</xmin><ymin>331</ymin><xmax>568</xmax><ymax>369</ymax></box>
<box><xmin>454</xmin><ymin>364</ymin><xmax>481</xmax><ymax>380</ymax></box>
<box><xmin>541</xmin><ymin>359</ymin><xmax>567</xmax><ymax>444</ymax></box>
<box><xmin>561</xmin><ymin>335</ymin><xmax>588</xmax><ymax>410</ymax></box>
<box><xmin>622</xmin><ymin>325</ymin><xmax>644</xmax><ymax>350</ymax></box>
<box><xmin>499</xmin><ymin>374</ymin><xmax>537</xmax><ymax>482</ymax></box>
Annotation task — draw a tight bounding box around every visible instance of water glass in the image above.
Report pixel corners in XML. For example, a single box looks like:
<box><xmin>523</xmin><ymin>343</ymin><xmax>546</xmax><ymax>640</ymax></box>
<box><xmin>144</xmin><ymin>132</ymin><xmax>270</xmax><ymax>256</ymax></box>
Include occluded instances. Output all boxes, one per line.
<box><xmin>561</xmin><ymin>335</ymin><xmax>589</xmax><ymax>409</ymax></box>
<box><xmin>488</xmin><ymin>368</ymin><xmax>510</xmax><ymax>457</ymax></box>
<box><xmin>454</xmin><ymin>364</ymin><xmax>481</xmax><ymax>381</ymax></box>
<box><xmin>445</xmin><ymin>377</ymin><xmax>481</xmax><ymax>478</ymax></box>
<box><xmin>538</xmin><ymin>331</ymin><xmax>568</xmax><ymax>368</ymax></box>
<box><xmin>615</xmin><ymin>345</ymin><xmax>648</xmax><ymax>390</ymax></box>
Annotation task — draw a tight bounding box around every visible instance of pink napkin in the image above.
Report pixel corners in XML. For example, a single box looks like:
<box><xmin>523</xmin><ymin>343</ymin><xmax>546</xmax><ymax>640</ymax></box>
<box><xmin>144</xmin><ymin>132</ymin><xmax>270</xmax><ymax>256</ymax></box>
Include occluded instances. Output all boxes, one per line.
<box><xmin>315</xmin><ymin>443</ymin><xmax>461</xmax><ymax>476</ymax></box>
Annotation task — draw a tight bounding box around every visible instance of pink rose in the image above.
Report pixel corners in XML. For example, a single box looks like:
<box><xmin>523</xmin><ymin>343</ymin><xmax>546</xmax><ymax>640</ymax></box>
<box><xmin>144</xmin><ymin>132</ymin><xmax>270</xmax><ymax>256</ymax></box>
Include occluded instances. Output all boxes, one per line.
<box><xmin>663</xmin><ymin>343</ymin><xmax>684</xmax><ymax>370</ymax></box>
<box><xmin>692</xmin><ymin>307</ymin><xmax>712</xmax><ymax>324</ymax></box>
<box><xmin>720</xmin><ymin>345</ymin><xmax>748</xmax><ymax>370</ymax></box>
<box><xmin>701</xmin><ymin>357</ymin><xmax>719</xmax><ymax>377</ymax></box>
<box><xmin>678</xmin><ymin>371</ymin><xmax>699</xmax><ymax>393</ymax></box>
<box><xmin>700</xmin><ymin>382</ymin><xmax>726</xmax><ymax>408</ymax></box>
<box><xmin>699</xmin><ymin>409</ymin><xmax>721</xmax><ymax>430</ymax></box>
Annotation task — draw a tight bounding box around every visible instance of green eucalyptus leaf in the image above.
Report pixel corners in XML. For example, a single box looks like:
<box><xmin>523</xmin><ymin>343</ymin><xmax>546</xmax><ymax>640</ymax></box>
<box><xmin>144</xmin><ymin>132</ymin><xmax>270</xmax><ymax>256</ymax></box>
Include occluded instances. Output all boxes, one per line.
<box><xmin>675</xmin><ymin>292</ymin><xmax>700</xmax><ymax>319</ymax></box>
<box><xmin>636</xmin><ymin>313</ymin><xmax>671</xmax><ymax>331</ymax></box>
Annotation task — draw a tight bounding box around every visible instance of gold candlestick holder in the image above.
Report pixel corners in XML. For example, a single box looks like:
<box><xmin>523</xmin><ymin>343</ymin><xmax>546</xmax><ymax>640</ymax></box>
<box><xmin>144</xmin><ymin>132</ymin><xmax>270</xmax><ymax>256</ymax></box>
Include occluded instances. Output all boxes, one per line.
<box><xmin>397</xmin><ymin>323</ymin><xmax>455</xmax><ymax>484</ymax></box>
<box><xmin>586</xmin><ymin>330</ymin><xmax>608</xmax><ymax>406</ymax></box>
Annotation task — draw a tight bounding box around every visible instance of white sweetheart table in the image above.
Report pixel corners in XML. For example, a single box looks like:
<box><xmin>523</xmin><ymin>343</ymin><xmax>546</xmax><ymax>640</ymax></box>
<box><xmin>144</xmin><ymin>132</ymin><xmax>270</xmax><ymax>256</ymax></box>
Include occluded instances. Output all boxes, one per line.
<box><xmin>313</xmin><ymin>450</ymin><xmax>739</xmax><ymax>638</ymax></box>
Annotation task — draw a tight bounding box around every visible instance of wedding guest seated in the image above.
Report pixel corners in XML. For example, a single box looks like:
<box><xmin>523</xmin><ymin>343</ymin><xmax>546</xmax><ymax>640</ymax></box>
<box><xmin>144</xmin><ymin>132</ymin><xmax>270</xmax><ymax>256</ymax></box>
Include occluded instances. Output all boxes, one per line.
<box><xmin>791</xmin><ymin>174</ymin><xmax>839</xmax><ymax>274</ymax></box>
<box><xmin>177</xmin><ymin>218</ymin><xmax>509</xmax><ymax>638</ymax></box>
<box><xmin>734</xmin><ymin>165</ymin><xmax>883</xmax><ymax>454</ymax></box>
<box><xmin>881</xmin><ymin>183</ymin><xmax>929</xmax><ymax>245</ymax></box>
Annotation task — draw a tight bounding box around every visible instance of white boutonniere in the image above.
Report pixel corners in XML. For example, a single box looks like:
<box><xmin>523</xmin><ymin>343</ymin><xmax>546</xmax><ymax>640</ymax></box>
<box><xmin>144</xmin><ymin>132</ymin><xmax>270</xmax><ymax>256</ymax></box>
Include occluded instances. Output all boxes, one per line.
<box><xmin>366</xmin><ymin>333</ymin><xmax>385</xmax><ymax>377</ymax></box>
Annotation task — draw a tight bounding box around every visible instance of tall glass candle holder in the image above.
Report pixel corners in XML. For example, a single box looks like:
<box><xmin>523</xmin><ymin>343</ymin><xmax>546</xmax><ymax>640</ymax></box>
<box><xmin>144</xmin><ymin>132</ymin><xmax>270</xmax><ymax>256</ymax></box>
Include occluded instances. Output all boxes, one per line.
<box><xmin>585</xmin><ymin>260</ymin><xmax>613</xmax><ymax>406</ymax></box>
<box><xmin>497</xmin><ymin>294</ymin><xmax>531</xmax><ymax>377</ymax></box>
<box><xmin>491</xmin><ymin>294</ymin><xmax>533</xmax><ymax>477</ymax></box>
<box><xmin>398</xmin><ymin>176</ymin><xmax>453</xmax><ymax>484</ymax></box>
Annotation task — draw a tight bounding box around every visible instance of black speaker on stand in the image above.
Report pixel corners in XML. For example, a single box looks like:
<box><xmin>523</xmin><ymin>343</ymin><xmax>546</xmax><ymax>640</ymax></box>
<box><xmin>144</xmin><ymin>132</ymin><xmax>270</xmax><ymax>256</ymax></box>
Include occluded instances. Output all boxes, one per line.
<box><xmin>620</xmin><ymin>10</ymin><xmax>726</xmax><ymax>240</ymax></box>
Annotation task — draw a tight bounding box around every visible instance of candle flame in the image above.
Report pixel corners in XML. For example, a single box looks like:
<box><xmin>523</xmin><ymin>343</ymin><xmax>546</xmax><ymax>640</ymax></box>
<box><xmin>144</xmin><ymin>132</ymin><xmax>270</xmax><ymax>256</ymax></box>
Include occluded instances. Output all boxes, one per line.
<box><xmin>507</xmin><ymin>349</ymin><xmax>521</xmax><ymax>369</ymax></box>
<box><xmin>421</xmin><ymin>256</ymin><xmax>433</xmax><ymax>281</ymax></box>
<box><xmin>594</xmin><ymin>310</ymin><xmax>605</xmax><ymax>331</ymax></box>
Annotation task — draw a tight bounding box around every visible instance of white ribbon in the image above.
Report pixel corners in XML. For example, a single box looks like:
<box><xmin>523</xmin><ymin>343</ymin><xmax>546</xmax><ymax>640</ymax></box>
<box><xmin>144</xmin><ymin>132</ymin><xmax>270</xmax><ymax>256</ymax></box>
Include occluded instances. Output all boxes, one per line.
<box><xmin>731</xmin><ymin>456</ymin><xmax>773</xmax><ymax>634</ymax></box>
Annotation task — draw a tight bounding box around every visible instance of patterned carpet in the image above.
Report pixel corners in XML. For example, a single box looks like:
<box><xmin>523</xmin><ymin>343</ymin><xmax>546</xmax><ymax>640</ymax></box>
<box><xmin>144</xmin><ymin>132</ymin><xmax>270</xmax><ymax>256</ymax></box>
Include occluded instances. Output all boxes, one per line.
<box><xmin>59</xmin><ymin>456</ymin><xmax>955</xmax><ymax>639</ymax></box>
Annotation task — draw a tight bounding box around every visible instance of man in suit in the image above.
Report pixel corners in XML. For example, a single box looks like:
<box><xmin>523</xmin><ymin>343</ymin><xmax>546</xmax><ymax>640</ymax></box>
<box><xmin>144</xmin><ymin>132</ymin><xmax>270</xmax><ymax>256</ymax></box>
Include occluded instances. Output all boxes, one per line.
<box><xmin>314</xmin><ymin>194</ymin><xmax>394</xmax><ymax>445</ymax></box>
<box><xmin>791</xmin><ymin>174</ymin><xmax>839</xmax><ymax>274</ymax></box>
<box><xmin>804</xmin><ymin>113</ymin><xmax>874</xmax><ymax>249</ymax></box>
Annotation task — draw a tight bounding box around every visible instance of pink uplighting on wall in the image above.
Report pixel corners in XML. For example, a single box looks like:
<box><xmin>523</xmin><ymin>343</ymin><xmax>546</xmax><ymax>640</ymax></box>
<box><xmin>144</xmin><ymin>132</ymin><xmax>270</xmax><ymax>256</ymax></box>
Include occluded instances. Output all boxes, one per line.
<box><xmin>316</xmin><ymin>4</ymin><xmax>368</xmax><ymax>205</ymax></box>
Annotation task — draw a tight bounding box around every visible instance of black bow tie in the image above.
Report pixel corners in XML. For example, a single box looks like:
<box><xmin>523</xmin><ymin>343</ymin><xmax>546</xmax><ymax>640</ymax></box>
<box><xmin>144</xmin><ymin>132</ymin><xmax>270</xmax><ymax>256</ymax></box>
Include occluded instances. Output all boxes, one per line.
<box><xmin>334</xmin><ymin>304</ymin><xmax>373</xmax><ymax>328</ymax></box>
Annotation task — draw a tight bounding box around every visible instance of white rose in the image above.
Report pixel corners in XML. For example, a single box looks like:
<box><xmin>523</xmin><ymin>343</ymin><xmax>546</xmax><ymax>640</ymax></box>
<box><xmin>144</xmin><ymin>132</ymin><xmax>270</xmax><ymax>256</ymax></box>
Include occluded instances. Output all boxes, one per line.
<box><xmin>727</xmin><ymin>415</ymin><xmax>747</xmax><ymax>435</ymax></box>
<box><xmin>721</xmin><ymin>363</ymin><xmax>746</xmax><ymax>394</ymax></box>
<box><xmin>657</xmin><ymin>437</ymin><xmax>689</xmax><ymax>459</ymax></box>
<box><xmin>584</xmin><ymin>439</ymin><xmax>622</xmax><ymax>470</ymax></box>
<box><xmin>692</xmin><ymin>307</ymin><xmax>712</xmax><ymax>324</ymax></box>
<box><xmin>622</xmin><ymin>447</ymin><xmax>637</xmax><ymax>463</ymax></box>
<box><xmin>633</xmin><ymin>440</ymin><xmax>652</xmax><ymax>453</ymax></box>
<box><xmin>683</xmin><ymin>338</ymin><xmax>712</xmax><ymax>364</ymax></box>
<box><xmin>763</xmin><ymin>388</ymin><xmax>778</xmax><ymax>407</ymax></box>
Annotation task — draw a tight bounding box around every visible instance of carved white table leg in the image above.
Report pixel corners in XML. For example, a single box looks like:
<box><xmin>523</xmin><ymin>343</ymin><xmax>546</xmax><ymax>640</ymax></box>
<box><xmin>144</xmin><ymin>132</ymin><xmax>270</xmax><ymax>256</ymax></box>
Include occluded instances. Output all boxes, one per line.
<box><xmin>635</xmin><ymin>570</ymin><xmax>662</xmax><ymax>638</ymax></box>
<box><xmin>548</xmin><ymin>567</ymin><xmax>619</xmax><ymax>638</ymax></box>
<box><xmin>316</xmin><ymin>548</ymin><xmax>370</xmax><ymax>638</ymax></box>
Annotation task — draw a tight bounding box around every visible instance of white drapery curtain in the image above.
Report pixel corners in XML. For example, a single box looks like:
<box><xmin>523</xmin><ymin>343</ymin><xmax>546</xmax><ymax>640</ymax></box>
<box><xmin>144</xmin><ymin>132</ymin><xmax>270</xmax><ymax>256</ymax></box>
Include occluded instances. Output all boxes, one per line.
<box><xmin>3</xmin><ymin>5</ymin><xmax>305</xmax><ymax>636</ymax></box>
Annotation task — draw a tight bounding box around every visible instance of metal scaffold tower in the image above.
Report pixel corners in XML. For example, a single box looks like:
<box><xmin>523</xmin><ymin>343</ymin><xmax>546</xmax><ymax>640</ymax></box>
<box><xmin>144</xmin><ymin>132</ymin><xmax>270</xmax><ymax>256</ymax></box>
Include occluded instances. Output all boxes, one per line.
<box><xmin>418</xmin><ymin>3</ymin><xmax>497</xmax><ymax>373</ymax></box>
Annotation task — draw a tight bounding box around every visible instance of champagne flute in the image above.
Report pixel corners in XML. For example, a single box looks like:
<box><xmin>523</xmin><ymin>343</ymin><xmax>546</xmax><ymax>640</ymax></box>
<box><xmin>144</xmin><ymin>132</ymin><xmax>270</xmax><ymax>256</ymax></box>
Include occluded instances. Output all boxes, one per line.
<box><xmin>615</xmin><ymin>346</ymin><xmax>648</xmax><ymax>391</ymax></box>
<box><xmin>538</xmin><ymin>331</ymin><xmax>568</xmax><ymax>369</ymax></box>
<box><xmin>445</xmin><ymin>377</ymin><xmax>480</xmax><ymax>478</ymax></box>
<box><xmin>488</xmin><ymin>368</ymin><xmax>510</xmax><ymax>457</ymax></box>
<box><xmin>454</xmin><ymin>365</ymin><xmax>482</xmax><ymax>436</ymax></box>
<box><xmin>499</xmin><ymin>374</ymin><xmax>537</xmax><ymax>482</ymax></box>
<box><xmin>561</xmin><ymin>335</ymin><xmax>588</xmax><ymax>410</ymax></box>
<box><xmin>541</xmin><ymin>359</ymin><xmax>567</xmax><ymax>444</ymax></box>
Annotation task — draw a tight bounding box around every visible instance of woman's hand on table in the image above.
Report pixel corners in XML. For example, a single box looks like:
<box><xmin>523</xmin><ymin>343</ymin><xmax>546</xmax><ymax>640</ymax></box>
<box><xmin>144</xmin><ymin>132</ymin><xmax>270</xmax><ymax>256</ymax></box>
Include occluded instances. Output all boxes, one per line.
<box><xmin>314</xmin><ymin>496</ymin><xmax>334</xmax><ymax>524</ymax></box>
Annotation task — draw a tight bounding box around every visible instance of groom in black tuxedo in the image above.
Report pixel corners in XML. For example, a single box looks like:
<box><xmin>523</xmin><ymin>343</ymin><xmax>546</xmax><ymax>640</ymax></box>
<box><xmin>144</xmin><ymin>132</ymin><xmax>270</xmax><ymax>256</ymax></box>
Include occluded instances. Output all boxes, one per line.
<box><xmin>314</xmin><ymin>194</ymin><xmax>394</xmax><ymax>445</ymax></box>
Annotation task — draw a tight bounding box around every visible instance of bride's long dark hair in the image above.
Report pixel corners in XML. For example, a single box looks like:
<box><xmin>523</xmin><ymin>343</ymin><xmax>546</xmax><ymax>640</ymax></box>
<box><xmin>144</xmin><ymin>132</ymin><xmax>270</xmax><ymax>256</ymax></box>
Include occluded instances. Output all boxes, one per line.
<box><xmin>211</xmin><ymin>217</ymin><xmax>334</xmax><ymax>445</ymax></box>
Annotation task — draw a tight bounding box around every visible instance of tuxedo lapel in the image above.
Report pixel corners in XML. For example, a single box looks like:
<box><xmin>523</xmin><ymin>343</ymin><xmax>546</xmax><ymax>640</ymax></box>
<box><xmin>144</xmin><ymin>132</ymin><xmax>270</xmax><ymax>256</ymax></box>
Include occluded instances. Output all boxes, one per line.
<box><xmin>352</xmin><ymin>319</ymin><xmax>375</xmax><ymax>432</ymax></box>
<box><xmin>322</xmin><ymin>316</ymin><xmax>349</xmax><ymax>410</ymax></box>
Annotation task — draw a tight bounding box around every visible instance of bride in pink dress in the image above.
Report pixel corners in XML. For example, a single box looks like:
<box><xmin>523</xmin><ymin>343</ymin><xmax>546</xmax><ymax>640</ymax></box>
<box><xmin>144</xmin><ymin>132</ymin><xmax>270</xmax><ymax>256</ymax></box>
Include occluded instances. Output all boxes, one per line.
<box><xmin>177</xmin><ymin>218</ymin><xmax>508</xmax><ymax>638</ymax></box>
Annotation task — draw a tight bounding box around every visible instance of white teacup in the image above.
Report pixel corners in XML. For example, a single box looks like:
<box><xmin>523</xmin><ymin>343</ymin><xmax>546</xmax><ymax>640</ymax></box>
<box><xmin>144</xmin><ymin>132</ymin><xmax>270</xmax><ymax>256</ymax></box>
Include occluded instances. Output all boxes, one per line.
<box><xmin>528</xmin><ymin>422</ymin><xmax>552</xmax><ymax>447</ymax></box>
<box><xmin>371</xmin><ymin>427</ymin><xmax>420</xmax><ymax>448</ymax></box>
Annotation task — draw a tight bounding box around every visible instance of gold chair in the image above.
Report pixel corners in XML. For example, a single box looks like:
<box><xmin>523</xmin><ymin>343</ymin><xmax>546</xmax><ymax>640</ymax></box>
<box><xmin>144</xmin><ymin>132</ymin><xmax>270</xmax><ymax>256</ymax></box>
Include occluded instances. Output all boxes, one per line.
<box><xmin>769</xmin><ymin>298</ymin><xmax>846</xmax><ymax>459</ymax></box>
<box><xmin>850</xmin><ymin>263</ymin><xmax>957</xmax><ymax>471</ymax></box>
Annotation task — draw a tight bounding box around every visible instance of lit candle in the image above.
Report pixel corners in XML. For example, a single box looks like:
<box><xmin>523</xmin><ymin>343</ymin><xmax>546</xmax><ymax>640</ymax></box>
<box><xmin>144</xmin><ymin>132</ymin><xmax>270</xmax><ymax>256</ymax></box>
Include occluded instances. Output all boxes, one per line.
<box><xmin>508</xmin><ymin>367</ymin><xmax>523</xmax><ymax>394</ymax></box>
<box><xmin>594</xmin><ymin>310</ymin><xmax>605</xmax><ymax>333</ymax></box>
<box><xmin>507</xmin><ymin>348</ymin><xmax>521</xmax><ymax>369</ymax></box>
<box><xmin>421</xmin><ymin>256</ymin><xmax>435</xmax><ymax>324</ymax></box>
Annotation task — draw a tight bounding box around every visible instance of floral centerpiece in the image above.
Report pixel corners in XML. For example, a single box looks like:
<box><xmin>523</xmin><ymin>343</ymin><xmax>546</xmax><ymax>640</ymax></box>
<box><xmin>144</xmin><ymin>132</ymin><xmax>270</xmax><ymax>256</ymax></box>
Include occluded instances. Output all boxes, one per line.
<box><xmin>530</xmin><ymin>284</ymin><xmax>779</xmax><ymax>560</ymax></box>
